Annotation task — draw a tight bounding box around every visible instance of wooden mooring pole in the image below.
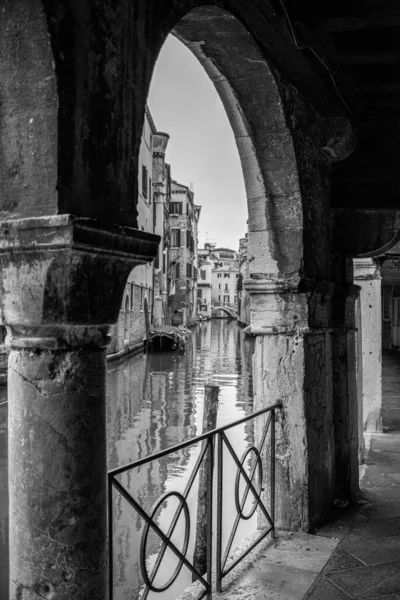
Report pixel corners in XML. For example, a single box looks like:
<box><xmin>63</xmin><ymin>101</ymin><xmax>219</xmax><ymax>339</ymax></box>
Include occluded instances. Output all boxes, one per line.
<box><xmin>193</xmin><ymin>383</ymin><xmax>219</xmax><ymax>580</ymax></box>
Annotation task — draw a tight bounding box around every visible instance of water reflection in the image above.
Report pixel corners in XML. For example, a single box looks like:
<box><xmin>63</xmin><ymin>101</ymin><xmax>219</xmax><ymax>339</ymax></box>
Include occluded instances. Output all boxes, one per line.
<box><xmin>107</xmin><ymin>320</ymin><xmax>255</xmax><ymax>600</ymax></box>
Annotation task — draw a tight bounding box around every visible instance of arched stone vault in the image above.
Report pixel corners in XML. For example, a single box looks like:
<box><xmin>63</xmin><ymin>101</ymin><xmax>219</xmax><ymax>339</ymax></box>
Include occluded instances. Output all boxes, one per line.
<box><xmin>174</xmin><ymin>7</ymin><xmax>304</xmax><ymax>281</ymax></box>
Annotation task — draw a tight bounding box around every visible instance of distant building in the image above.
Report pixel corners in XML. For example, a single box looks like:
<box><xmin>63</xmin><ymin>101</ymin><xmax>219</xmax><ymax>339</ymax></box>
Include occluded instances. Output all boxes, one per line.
<box><xmin>168</xmin><ymin>181</ymin><xmax>201</xmax><ymax>327</ymax></box>
<box><xmin>197</xmin><ymin>259</ymin><xmax>213</xmax><ymax>319</ymax></box>
<box><xmin>212</xmin><ymin>263</ymin><xmax>239</xmax><ymax>315</ymax></box>
<box><xmin>209</xmin><ymin>247</ymin><xmax>237</xmax><ymax>268</ymax></box>
<box><xmin>108</xmin><ymin>107</ymin><xmax>173</xmax><ymax>358</ymax></box>
<box><xmin>152</xmin><ymin>131</ymin><xmax>171</xmax><ymax>326</ymax></box>
<box><xmin>238</xmin><ymin>234</ymin><xmax>250</xmax><ymax>326</ymax></box>
<box><xmin>198</xmin><ymin>244</ymin><xmax>239</xmax><ymax>317</ymax></box>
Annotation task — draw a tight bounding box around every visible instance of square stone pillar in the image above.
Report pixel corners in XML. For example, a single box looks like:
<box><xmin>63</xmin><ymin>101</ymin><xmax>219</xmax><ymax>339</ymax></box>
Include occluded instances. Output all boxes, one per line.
<box><xmin>245</xmin><ymin>278</ymin><xmax>336</xmax><ymax>531</ymax></box>
<box><xmin>353</xmin><ymin>258</ymin><xmax>383</xmax><ymax>434</ymax></box>
<box><xmin>332</xmin><ymin>284</ymin><xmax>362</xmax><ymax>501</ymax></box>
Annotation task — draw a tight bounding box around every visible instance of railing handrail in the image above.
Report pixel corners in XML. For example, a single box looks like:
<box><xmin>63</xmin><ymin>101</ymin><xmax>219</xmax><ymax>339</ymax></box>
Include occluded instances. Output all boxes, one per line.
<box><xmin>108</xmin><ymin>401</ymin><xmax>282</xmax><ymax>478</ymax></box>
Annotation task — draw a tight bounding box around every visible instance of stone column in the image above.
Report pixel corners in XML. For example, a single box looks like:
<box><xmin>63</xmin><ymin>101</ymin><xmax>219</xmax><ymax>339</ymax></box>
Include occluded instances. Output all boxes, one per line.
<box><xmin>8</xmin><ymin>325</ymin><xmax>109</xmax><ymax>599</ymax></box>
<box><xmin>0</xmin><ymin>215</ymin><xmax>159</xmax><ymax>600</ymax></box>
<box><xmin>246</xmin><ymin>278</ymin><xmax>336</xmax><ymax>531</ymax></box>
<box><xmin>331</xmin><ymin>283</ymin><xmax>361</xmax><ymax>501</ymax></box>
<box><xmin>353</xmin><ymin>258</ymin><xmax>383</xmax><ymax>433</ymax></box>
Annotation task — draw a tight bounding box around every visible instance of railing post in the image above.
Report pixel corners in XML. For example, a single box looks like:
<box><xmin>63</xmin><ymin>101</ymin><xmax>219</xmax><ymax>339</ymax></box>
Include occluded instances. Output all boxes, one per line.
<box><xmin>207</xmin><ymin>435</ymin><xmax>214</xmax><ymax>599</ymax></box>
<box><xmin>270</xmin><ymin>409</ymin><xmax>276</xmax><ymax>539</ymax></box>
<box><xmin>216</xmin><ymin>432</ymin><xmax>223</xmax><ymax>593</ymax></box>
<box><xmin>108</xmin><ymin>475</ymin><xmax>114</xmax><ymax>600</ymax></box>
<box><xmin>193</xmin><ymin>385</ymin><xmax>219</xmax><ymax>582</ymax></box>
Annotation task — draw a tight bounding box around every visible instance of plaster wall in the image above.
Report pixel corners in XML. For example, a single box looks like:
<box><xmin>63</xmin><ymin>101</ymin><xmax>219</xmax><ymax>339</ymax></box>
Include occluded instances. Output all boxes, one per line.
<box><xmin>137</xmin><ymin>115</ymin><xmax>154</xmax><ymax>234</ymax></box>
<box><xmin>108</xmin><ymin>283</ymin><xmax>150</xmax><ymax>356</ymax></box>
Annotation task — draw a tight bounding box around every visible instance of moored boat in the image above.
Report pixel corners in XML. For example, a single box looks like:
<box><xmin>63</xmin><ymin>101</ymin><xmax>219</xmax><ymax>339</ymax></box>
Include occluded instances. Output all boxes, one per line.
<box><xmin>144</xmin><ymin>324</ymin><xmax>191</xmax><ymax>353</ymax></box>
<box><xmin>143</xmin><ymin>297</ymin><xmax>191</xmax><ymax>352</ymax></box>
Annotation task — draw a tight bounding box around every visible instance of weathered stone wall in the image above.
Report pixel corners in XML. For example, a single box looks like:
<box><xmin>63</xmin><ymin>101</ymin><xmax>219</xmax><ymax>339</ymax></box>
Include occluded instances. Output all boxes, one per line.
<box><xmin>0</xmin><ymin>0</ymin><xmax>58</xmax><ymax>220</ymax></box>
<box><xmin>108</xmin><ymin>284</ymin><xmax>149</xmax><ymax>356</ymax></box>
<box><xmin>254</xmin><ymin>331</ymin><xmax>309</xmax><ymax>530</ymax></box>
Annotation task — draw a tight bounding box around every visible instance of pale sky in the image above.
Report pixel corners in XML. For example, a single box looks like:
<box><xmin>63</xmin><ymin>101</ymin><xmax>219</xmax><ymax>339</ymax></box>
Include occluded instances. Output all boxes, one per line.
<box><xmin>148</xmin><ymin>35</ymin><xmax>247</xmax><ymax>251</ymax></box>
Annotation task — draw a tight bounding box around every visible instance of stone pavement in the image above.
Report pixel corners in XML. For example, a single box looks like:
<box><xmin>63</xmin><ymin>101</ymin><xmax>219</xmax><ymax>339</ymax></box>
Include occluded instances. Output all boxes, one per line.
<box><xmin>305</xmin><ymin>432</ymin><xmax>400</xmax><ymax>600</ymax></box>
<box><xmin>304</xmin><ymin>349</ymin><xmax>400</xmax><ymax>600</ymax></box>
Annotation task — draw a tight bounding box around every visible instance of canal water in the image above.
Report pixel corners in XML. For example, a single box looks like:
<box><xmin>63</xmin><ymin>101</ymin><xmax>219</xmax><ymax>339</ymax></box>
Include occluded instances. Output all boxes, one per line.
<box><xmin>0</xmin><ymin>320</ymin><xmax>256</xmax><ymax>599</ymax></box>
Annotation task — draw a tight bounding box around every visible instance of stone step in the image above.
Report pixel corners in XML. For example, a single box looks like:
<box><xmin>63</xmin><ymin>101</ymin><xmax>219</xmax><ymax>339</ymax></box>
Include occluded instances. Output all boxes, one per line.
<box><xmin>214</xmin><ymin>532</ymin><xmax>338</xmax><ymax>600</ymax></box>
<box><xmin>178</xmin><ymin>531</ymin><xmax>338</xmax><ymax>600</ymax></box>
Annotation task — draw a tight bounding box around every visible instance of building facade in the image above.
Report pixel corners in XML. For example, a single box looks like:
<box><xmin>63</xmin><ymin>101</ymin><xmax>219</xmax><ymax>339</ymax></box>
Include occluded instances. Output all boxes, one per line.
<box><xmin>169</xmin><ymin>181</ymin><xmax>201</xmax><ymax>327</ymax></box>
<box><xmin>238</xmin><ymin>234</ymin><xmax>250</xmax><ymax>326</ymax></box>
<box><xmin>152</xmin><ymin>132</ymin><xmax>172</xmax><ymax>327</ymax></box>
<box><xmin>212</xmin><ymin>264</ymin><xmax>239</xmax><ymax>315</ymax></box>
<box><xmin>108</xmin><ymin>107</ymin><xmax>157</xmax><ymax>358</ymax></box>
<box><xmin>198</xmin><ymin>244</ymin><xmax>239</xmax><ymax>317</ymax></box>
<box><xmin>197</xmin><ymin>259</ymin><xmax>213</xmax><ymax>319</ymax></box>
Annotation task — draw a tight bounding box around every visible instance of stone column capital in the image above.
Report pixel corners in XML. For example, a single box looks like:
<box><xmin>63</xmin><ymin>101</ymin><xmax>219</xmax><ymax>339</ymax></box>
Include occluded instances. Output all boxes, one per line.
<box><xmin>243</xmin><ymin>276</ymin><xmax>300</xmax><ymax>295</ymax></box>
<box><xmin>0</xmin><ymin>214</ymin><xmax>160</xmax><ymax>329</ymax></box>
<box><xmin>7</xmin><ymin>324</ymin><xmax>112</xmax><ymax>350</ymax></box>
<box><xmin>243</xmin><ymin>275</ymin><xmax>308</xmax><ymax>334</ymax></box>
<box><xmin>352</xmin><ymin>257</ymin><xmax>381</xmax><ymax>281</ymax></box>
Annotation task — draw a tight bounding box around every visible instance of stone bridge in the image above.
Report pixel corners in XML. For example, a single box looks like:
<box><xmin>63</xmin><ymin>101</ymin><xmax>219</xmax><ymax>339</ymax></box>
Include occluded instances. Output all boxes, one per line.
<box><xmin>211</xmin><ymin>306</ymin><xmax>237</xmax><ymax>319</ymax></box>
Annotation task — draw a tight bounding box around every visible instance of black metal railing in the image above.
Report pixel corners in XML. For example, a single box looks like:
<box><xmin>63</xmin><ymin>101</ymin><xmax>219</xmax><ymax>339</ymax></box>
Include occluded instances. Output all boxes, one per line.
<box><xmin>108</xmin><ymin>401</ymin><xmax>281</xmax><ymax>600</ymax></box>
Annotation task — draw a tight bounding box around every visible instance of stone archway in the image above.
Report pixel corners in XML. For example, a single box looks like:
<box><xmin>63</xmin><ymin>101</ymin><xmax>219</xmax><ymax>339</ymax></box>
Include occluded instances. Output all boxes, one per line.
<box><xmin>164</xmin><ymin>6</ymin><xmax>335</xmax><ymax>531</ymax></box>
<box><xmin>173</xmin><ymin>7</ymin><xmax>304</xmax><ymax>283</ymax></box>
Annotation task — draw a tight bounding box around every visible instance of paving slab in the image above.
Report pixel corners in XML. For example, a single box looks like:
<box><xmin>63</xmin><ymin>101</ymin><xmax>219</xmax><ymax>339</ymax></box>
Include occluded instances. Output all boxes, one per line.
<box><xmin>342</xmin><ymin>536</ymin><xmax>400</xmax><ymax>566</ymax></box>
<box><xmin>219</xmin><ymin>561</ymin><xmax>319</xmax><ymax>600</ymax></box>
<box><xmin>371</xmin><ymin>435</ymin><xmax>400</xmax><ymax>454</ymax></box>
<box><xmin>324</xmin><ymin>549</ymin><xmax>365</xmax><ymax>573</ymax></box>
<box><xmin>326</xmin><ymin>560</ymin><xmax>400</xmax><ymax>598</ymax></box>
<box><xmin>215</xmin><ymin>533</ymin><xmax>338</xmax><ymax>600</ymax></box>
<box><xmin>351</xmin><ymin>516</ymin><xmax>400</xmax><ymax>540</ymax></box>
<box><xmin>358</xmin><ymin>499</ymin><xmax>400</xmax><ymax>520</ymax></box>
<box><xmin>305</xmin><ymin>578</ymin><xmax>350</xmax><ymax>600</ymax></box>
<box><xmin>261</xmin><ymin>533</ymin><xmax>338</xmax><ymax>573</ymax></box>
<box><xmin>177</xmin><ymin>532</ymin><xmax>338</xmax><ymax>600</ymax></box>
